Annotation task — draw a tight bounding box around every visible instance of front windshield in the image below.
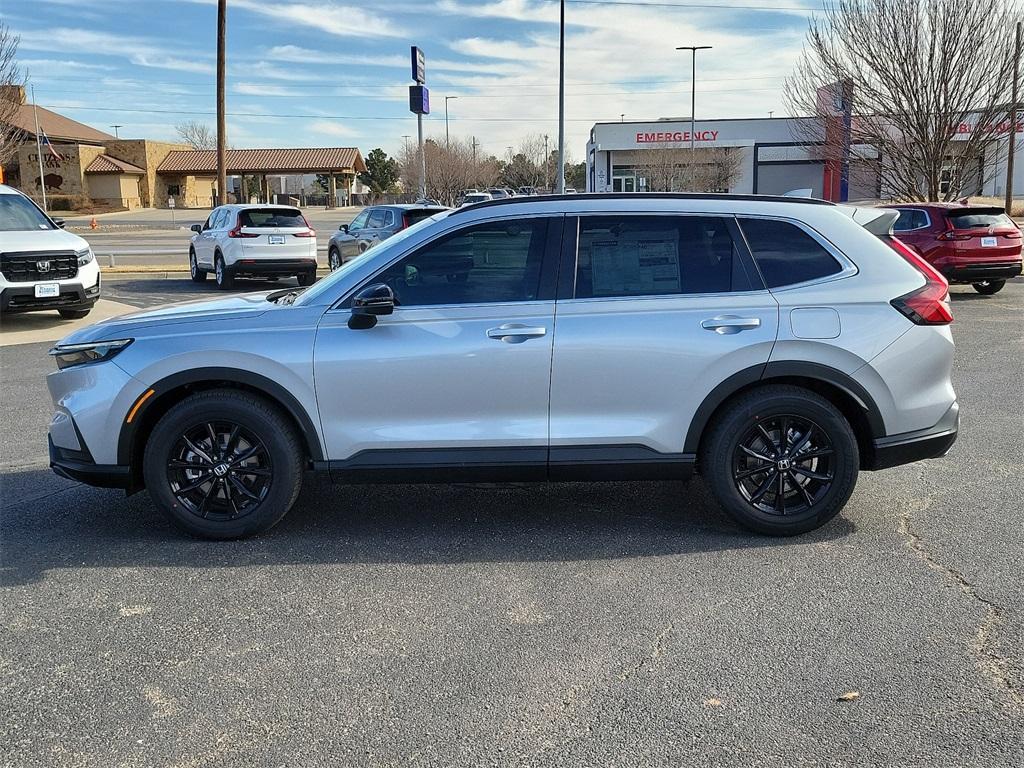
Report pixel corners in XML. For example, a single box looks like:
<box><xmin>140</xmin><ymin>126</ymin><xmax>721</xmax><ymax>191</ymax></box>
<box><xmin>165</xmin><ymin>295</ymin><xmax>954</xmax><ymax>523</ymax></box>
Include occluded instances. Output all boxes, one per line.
<box><xmin>293</xmin><ymin>210</ymin><xmax>451</xmax><ymax>306</ymax></box>
<box><xmin>0</xmin><ymin>194</ymin><xmax>56</xmax><ymax>231</ymax></box>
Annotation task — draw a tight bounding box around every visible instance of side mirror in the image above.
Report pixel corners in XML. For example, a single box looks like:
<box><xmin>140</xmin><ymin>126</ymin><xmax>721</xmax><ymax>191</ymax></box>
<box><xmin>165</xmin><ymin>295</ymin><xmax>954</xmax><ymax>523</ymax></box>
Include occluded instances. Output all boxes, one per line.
<box><xmin>348</xmin><ymin>283</ymin><xmax>396</xmax><ymax>329</ymax></box>
<box><xmin>52</xmin><ymin>218</ymin><xmax>66</xmax><ymax>229</ymax></box>
<box><xmin>338</xmin><ymin>224</ymin><xmax>349</xmax><ymax>234</ymax></box>
<box><xmin>190</xmin><ymin>224</ymin><xmax>203</xmax><ymax>234</ymax></box>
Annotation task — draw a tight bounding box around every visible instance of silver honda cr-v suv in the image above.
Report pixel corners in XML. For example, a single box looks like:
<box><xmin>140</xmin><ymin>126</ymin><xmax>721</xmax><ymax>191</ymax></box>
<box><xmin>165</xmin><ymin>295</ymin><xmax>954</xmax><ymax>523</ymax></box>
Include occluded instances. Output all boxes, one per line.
<box><xmin>47</xmin><ymin>194</ymin><xmax>957</xmax><ymax>539</ymax></box>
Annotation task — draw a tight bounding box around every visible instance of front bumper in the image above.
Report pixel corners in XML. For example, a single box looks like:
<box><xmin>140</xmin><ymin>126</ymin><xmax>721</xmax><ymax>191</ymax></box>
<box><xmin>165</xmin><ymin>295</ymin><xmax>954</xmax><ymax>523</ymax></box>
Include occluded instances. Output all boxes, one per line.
<box><xmin>1</xmin><ymin>279</ymin><xmax>100</xmax><ymax>313</ymax></box>
<box><xmin>940</xmin><ymin>260</ymin><xmax>1022</xmax><ymax>283</ymax></box>
<box><xmin>49</xmin><ymin>435</ymin><xmax>132</xmax><ymax>489</ymax></box>
<box><xmin>867</xmin><ymin>401</ymin><xmax>959</xmax><ymax>470</ymax></box>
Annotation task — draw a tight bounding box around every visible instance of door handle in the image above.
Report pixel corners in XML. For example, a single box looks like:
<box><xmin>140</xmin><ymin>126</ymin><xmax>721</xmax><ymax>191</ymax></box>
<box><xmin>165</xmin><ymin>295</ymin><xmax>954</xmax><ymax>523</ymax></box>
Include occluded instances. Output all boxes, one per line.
<box><xmin>701</xmin><ymin>316</ymin><xmax>761</xmax><ymax>334</ymax></box>
<box><xmin>486</xmin><ymin>324</ymin><xmax>547</xmax><ymax>343</ymax></box>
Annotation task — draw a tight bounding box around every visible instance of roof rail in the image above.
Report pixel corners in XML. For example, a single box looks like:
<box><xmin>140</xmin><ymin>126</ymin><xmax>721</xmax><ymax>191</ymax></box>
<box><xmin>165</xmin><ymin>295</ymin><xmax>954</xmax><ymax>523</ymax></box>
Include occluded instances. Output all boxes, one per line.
<box><xmin>448</xmin><ymin>191</ymin><xmax>835</xmax><ymax>217</ymax></box>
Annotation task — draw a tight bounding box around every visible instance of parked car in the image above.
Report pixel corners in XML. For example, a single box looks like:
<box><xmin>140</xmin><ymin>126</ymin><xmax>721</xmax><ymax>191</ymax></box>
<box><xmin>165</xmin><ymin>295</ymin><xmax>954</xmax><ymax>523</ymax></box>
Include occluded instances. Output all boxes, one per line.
<box><xmin>48</xmin><ymin>193</ymin><xmax>957</xmax><ymax>540</ymax></box>
<box><xmin>518</xmin><ymin>186</ymin><xmax>538</xmax><ymax>196</ymax></box>
<box><xmin>328</xmin><ymin>204</ymin><xmax>447</xmax><ymax>269</ymax></box>
<box><xmin>486</xmin><ymin>188</ymin><xmax>510</xmax><ymax>199</ymax></box>
<box><xmin>564</xmin><ymin>188</ymin><xmax>578</xmax><ymax>194</ymax></box>
<box><xmin>460</xmin><ymin>192</ymin><xmax>493</xmax><ymax>207</ymax></box>
<box><xmin>0</xmin><ymin>183</ymin><xmax>100</xmax><ymax>319</ymax></box>
<box><xmin>189</xmin><ymin>204</ymin><xmax>317</xmax><ymax>290</ymax></box>
<box><xmin>881</xmin><ymin>203</ymin><xmax>1022</xmax><ymax>294</ymax></box>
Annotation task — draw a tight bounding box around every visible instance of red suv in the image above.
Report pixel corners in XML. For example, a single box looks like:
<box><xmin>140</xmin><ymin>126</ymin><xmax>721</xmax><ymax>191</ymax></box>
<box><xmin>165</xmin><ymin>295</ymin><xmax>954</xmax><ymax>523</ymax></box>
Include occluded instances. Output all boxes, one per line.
<box><xmin>881</xmin><ymin>203</ymin><xmax>1022</xmax><ymax>294</ymax></box>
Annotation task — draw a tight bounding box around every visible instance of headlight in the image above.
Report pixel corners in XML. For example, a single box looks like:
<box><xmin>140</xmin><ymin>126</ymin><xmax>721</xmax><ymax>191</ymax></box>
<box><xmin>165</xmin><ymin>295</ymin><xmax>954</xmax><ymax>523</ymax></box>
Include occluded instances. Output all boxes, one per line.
<box><xmin>49</xmin><ymin>339</ymin><xmax>132</xmax><ymax>369</ymax></box>
<box><xmin>76</xmin><ymin>248</ymin><xmax>94</xmax><ymax>267</ymax></box>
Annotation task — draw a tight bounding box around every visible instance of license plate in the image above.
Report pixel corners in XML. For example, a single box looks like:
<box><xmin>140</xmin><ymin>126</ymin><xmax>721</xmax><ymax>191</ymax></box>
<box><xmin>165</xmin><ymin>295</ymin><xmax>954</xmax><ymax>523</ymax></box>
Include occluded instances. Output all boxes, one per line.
<box><xmin>268</xmin><ymin>235</ymin><xmax>285</xmax><ymax>244</ymax></box>
<box><xmin>34</xmin><ymin>283</ymin><xmax>59</xmax><ymax>298</ymax></box>
<box><xmin>981</xmin><ymin>236</ymin><xmax>997</xmax><ymax>247</ymax></box>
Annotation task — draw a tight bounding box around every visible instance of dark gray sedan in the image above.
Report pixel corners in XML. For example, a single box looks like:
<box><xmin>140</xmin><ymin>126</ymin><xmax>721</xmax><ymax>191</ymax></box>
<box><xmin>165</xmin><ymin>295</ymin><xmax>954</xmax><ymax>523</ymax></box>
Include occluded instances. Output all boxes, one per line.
<box><xmin>328</xmin><ymin>204</ymin><xmax>447</xmax><ymax>269</ymax></box>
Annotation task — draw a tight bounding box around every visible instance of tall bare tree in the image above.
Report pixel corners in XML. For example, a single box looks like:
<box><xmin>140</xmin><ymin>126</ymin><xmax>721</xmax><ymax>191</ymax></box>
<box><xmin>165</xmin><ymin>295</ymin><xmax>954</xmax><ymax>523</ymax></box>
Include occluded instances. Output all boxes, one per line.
<box><xmin>785</xmin><ymin>0</ymin><xmax>1022</xmax><ymax>202</ymax></box>
<box><xmin>634</xmin><ymin>145</ymin><xmax>742</xmax><ymax>192</ymax></box>
<box><xmin>398</xmin><ymin>137</ymin><xmax>499</xmax><ymax>204</ymax></box>
<box><xmin>174</xmin><ymin>120</ymin><xmax>216</xmax><ymax>149</ymax></box>
<box><xmin>0</xmin><ymin>22</ymin><xmax>26</xmax><ymax>167</ymax></box>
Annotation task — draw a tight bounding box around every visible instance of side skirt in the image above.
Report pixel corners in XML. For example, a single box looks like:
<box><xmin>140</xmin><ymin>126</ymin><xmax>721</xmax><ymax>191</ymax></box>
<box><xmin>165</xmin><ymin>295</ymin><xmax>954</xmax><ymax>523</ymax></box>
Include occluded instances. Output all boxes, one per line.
<box><xmin>316</xmin><ymin>445</ymin><xmax>696</xmax><ymax>484</ymax></box>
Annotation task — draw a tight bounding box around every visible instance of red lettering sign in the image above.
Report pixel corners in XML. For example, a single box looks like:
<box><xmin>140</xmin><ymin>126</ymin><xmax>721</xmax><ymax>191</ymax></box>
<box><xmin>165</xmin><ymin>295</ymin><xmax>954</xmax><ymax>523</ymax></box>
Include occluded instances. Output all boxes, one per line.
<box><xmin>636</xmin><ymin>130</ymin><xmax>719</xmax><ymax>144</ymax></box>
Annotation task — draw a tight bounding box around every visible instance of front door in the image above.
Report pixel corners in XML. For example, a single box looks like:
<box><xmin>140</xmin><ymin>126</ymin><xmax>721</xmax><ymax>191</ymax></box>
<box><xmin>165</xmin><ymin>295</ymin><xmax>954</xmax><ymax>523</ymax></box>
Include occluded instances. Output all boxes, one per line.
<box><xmin>548</xmin><ymin>213</ymin><xmax>779</xmax><ymax>465</ymax></box>
<box><xmin>314</xmin><ymin>215</ymin><xmax>562</xmax><ymax>476</ymax></box>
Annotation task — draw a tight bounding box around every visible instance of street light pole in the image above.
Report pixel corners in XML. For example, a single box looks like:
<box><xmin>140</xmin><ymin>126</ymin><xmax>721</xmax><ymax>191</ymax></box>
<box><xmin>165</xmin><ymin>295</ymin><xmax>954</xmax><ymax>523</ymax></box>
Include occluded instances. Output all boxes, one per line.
<box><xmin>676</xmin><ymin>45</ymin><xmax>712</xmax><ymax>155</ymax></box>
<box><xmin>544</xmin><ymin>134</ymin><xmax>549</xmax><ymax>190</ymax></box>
<box><xmin>556</xmin><ymin>0</ymin><xmax>566</xmax><ymax>194</ymax></box>
<box><xmin>445</xmin><ymin>96</ymin><xmax>458</xmax><ymax>148</ymax></box>
<box><xmin>216</xmin><ymin>0</ymin><xmax>227</xmax><ymax>206</ymax></box>
<box><xmin>1005</xmin><ymin>21</ymin><xmax>1021</xmax><ymax>215</ymax></box>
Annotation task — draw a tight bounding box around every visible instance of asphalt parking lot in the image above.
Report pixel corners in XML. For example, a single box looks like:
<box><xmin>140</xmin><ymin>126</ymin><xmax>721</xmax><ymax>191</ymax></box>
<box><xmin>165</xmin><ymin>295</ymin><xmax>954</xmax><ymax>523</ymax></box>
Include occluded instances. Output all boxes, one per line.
<box><xmin>2</xmin><ymin>280</ymin><xmax>1023</xmax><ymax>767</ymax></box>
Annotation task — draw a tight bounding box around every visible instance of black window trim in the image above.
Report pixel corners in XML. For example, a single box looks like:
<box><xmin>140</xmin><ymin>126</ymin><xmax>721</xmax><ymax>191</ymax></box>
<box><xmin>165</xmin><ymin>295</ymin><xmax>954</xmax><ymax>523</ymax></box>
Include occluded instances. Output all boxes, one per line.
<box><xmin>331</xmin><ymin>213</ymin><xmax>564</xmax><ymax>311</ymax></box>
<box><xmin>891</xmin><ymin>207</ymin><xmax>932</xmax><ymax>232</ymax></box>
<box><xmin>559</xmin><ymin>211</ymin><xmax>768</xmax><ymax>302</ymax></box>
<box><xmin>734</xmin><ymin>213</ymin><xmax>858</xmax><ymax>292</ymax></box>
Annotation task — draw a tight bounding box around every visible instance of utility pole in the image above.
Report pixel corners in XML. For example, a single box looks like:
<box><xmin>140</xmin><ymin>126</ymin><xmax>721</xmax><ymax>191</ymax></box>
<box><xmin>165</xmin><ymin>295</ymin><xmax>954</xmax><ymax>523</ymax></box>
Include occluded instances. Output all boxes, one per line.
<box><xmin>1005</xmin><ymin>21</ymin><xmax>1021</xmax><ymax>215</ymax></box>
<box><xmin>676</xmin><ymin>45</ymin><xmax>712</xmax><ymax>157</ymax></box>
<box><xmin>216</xmin><ymin>0</ymin><xmax>227</xmax><ymax>206</ymax></box>
<box><xmin>445</xmin><ymin>96</ymin><xmax>458</xmax><ymax>148</ymax></box>
<box><xmin>544</xmin><ymin>134</ymin><xmax>549</xmax><ymax>190</ymax></box>
<box><xmin>472</xmin><ymin>136</ymin><xmax>479</xmax><ymax>165</ymax></box>
<box><xmin>31</xmin><ymin>86</ymin><xmax>47</xmax><ymax>211</ymax></box>
<box><xmin>110</xmin><ymin>124</ymin><xmax>122</xmax><ymax>138</ymax></box>
<box><xmin>556</xmin><ymin>0</ymin><xmax>566</xmax><ymax>194</ymax></box>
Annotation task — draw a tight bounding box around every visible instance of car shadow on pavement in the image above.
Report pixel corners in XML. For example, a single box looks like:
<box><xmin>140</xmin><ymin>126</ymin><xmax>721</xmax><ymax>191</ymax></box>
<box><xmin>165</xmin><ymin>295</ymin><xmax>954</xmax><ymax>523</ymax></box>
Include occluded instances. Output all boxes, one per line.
<box><xmin>0</xmin><ymin>468</ymin><xmax>856</xmax><ymax>587</ymax></box>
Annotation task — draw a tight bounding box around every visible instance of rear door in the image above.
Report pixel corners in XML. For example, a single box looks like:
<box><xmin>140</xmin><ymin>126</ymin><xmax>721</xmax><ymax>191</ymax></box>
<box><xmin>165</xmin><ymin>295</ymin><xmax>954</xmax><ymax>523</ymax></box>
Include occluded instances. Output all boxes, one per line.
<box><xmin>891</xmin><ymin>207</ymin><xmax>933</xmax><ymax>254</ymax></box>
<box><xmin>238</xmin><ymin>207</ymin><xmax>314</xmax><ymax>261</ymax></box>
<box><xmin>548</xmin><ymin>213</ymin><xmax>779</xmax><ymax>465</ymax></box>
<box><xmin>196</xmin><ymin>207</ymin><xmax>227</xmax><ymax>266</ymax></box>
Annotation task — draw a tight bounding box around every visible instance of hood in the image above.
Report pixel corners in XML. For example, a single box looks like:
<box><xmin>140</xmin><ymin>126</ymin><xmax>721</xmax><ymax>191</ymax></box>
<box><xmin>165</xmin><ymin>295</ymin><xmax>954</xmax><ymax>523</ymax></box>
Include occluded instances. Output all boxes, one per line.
<box><xmin>1</xmin><ymin>226</ymin><xmax>90</xmax><ymax>253</ymax></box>
<box><xmin>57</xmin><ymin>291</ymin><xmax>277</xmax><ymax>345</ymax></box>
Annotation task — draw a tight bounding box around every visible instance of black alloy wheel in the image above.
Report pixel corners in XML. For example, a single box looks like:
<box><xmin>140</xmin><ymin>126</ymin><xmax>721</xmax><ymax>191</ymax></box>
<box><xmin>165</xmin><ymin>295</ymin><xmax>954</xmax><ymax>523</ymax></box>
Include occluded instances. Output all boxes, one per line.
<box><xmin>167</xmin><ymin>420</ymin><xmax>272</xmax><ymax>521</ymax></box>
<box><xmin>732</xmin><ymin>414</ymin><xmax>834</xmax><ymax>517</ymax></box>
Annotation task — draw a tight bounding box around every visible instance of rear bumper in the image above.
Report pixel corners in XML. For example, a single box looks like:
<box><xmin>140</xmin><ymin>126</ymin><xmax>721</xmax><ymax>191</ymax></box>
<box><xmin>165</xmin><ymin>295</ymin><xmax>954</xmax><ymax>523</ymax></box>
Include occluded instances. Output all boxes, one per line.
<box><xmin>1</xmin><ymin>279</ymin><xmax>100</xmax><ymax>313</ymax></box>
<box><xmin>229</xmin><ymin>258</ymin><xmax>317</xmax><ymax>276</ymax></box>
<box><xmin>867</xmin><ymin>401</ymin><xmax>959</xmax><ymax>470</ymax></box>
<box><xmin>49</xmin><ymin>435</ymin><xmax>133</xmax><ymax>489</ymax></box>
<box><xmin>940</xmin><ymin>260</ymin><xmax>1022</xmax><ymax>283</ymax></box>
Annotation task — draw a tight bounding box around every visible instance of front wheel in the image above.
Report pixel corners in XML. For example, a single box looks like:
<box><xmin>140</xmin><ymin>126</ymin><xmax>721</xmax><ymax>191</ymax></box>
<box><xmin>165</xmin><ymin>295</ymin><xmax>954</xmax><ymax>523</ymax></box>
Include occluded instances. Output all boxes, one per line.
<box><xmin>297</xmin><ymin>271</ymin><xmax>316</xmax><ymax>286</ymax></box>
<box><xmin>700</xmin><ymin>385</ymin><xmax>859</xmax><ymax>536</ymax></box>
<box><xmin>328</xmin><ymin>247</ymin><xmax>341</xmax><ymax>271</ymax></box>
<box><xmin>143</xmin><ymin>389</ymin><xmax>304</xmax><ymax>539</ymax></box>
<box><xmin>972</xmin><ymin>279</ymin><xmax>1005</xmax><ymax>295</ymax></box>
<box><xmin>189</xmin><ymin>250</ymin><xmax>207</xmax><ymax>282</ymax></box>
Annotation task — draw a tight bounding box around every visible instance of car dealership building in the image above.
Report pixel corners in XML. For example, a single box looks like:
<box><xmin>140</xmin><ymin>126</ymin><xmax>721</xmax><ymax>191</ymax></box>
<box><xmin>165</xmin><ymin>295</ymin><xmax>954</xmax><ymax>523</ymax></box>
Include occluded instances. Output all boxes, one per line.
<box><xmin>586</xmin><ymin>115</ymin><xmax>1024</xmax><ymax>202</ymax></box>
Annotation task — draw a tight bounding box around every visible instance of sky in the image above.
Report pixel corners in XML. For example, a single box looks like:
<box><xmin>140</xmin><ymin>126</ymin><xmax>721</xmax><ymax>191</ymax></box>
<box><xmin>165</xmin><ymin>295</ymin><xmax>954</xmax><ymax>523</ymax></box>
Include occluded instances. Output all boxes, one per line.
<box><xmin>4</xmin><ymin>0</ymin><xmax>824</xmax><ymax>161</ymax></box>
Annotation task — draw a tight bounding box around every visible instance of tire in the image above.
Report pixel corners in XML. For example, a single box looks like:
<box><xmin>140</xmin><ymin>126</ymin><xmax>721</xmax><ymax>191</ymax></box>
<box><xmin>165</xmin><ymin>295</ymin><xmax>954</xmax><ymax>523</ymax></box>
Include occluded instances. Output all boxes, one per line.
<box><xmin>297</xmin><ymin>271</ymin><xmax>316</xmax><ymax>287</ymax></box>
<box><xmin>58</xmin><ymin>308</ymin><xmax>90</xmax><ymax>319</ymax></box>
<box><xmin>328</xmin><ymin>247</ymin><xmax>342</xmax><ymax>271</ymax></box>
<box><xmin>143</xmin><ymin>389</ymin><xmax>304</xmax><ymax>539</ymax></box>
<box><xmin>700</xmin><ymin>384</ymin><xmax>859</xmax><ymax>536</ymax></box>
<box><xmin>214</xmin><ymin>253</ymin><xmax>235</xmax><ymax>290</ymax></box>
<box><xmin>189</xmin><ymin>250</ymin><xmax>207</xmax><ymax>282</ymax></box>
<box><xmin>972</xmin><ymin>279</ymin><xmax>1005</xmax><ymax>295</ymax></box>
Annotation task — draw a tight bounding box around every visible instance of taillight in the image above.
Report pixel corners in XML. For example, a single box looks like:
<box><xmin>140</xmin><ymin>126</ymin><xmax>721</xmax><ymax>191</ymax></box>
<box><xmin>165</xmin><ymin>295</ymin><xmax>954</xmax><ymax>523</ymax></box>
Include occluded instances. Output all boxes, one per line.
<box><xmin>227</xmin><ymin>214</ymin><xmax>257</xmax><ymax>238</ymax></box>
<box><xmin>885</xmin><ymin>236</ymin><xmax>953</xmax><ymax>325</ymax></box>
<box><xmin>400</xmin><ymin>214</ymin><xmax>410</xmax><ymax>230</ymax></box>
<box><xmin>1004</xmin><ymin>230</ymin><xmax>1021</xmax><ymax>239</ymax></box>
<box><xmin>292</xmin><ymin>215</ymin><xmax>316</xmax><ymax>237</ymax></box>
<box><xmin>936</xmin><ymin>231</ymin><xmax>972</xmax><ymax>241</ymax></box>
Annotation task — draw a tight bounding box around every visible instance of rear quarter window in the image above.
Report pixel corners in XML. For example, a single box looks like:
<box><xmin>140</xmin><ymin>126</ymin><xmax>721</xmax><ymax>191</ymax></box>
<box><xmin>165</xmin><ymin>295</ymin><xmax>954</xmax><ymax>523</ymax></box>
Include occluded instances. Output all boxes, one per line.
<box><xmin>893</xmin><ymin>208</ymin><xmax>930</xmax><ymax>231</ymax></box>
<box><xmin>738</xmin><ymin>218</ymin><xmax>844</xmax><ymax>288</ymax></box>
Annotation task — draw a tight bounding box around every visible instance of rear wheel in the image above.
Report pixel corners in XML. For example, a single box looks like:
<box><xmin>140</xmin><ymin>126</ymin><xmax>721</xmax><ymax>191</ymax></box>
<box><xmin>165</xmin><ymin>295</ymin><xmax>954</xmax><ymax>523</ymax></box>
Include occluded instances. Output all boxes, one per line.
<box><xmin>214</xmin><ymin>254</ymin><xmax>234</xmax><ymax>290</ymax></box>
<box><xmin>701</xmin><ymin>385</ymin><xmax>858</xmax><ymax>536</ymax></box>
<box><xmin>189</xmin><ymin>250</ymin><xmax>207</xmax><ymax>282</ymax></box>
<box><xmin>143</xmin><ymin>389</ymin><xmax>304</xmax><ymax>539</ymax></box>
<box><xmin>58</xmin><ymin>308</ymin><xmax>90</xmax><ymax>319</ymax></box>
<box><xmin>297</xmin><ymin>271</ymin><xmax>316</xmax><ymax>286</ymax></box>
<box><xmin>972</xmin><ymin>279</ymin><xmax>1005</xmax><ymax>295</ymax></box>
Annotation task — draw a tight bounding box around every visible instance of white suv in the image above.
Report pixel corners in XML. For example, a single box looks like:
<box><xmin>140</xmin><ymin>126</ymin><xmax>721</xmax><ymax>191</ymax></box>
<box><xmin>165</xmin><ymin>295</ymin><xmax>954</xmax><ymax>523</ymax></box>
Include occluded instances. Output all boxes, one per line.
<box><xmin>0</xmin><ymin>184</ymin><xmax>100</xmax><ymax>319</ymax></box>
<box><xmin>48</xmin><ymin>193</ymin><xmax>957</xmax><ymax>540</ymax></box>
<box><xmin>188</xmin><ymin>204</ymin><xmax>318</xmax><ymax>289</ymax></box>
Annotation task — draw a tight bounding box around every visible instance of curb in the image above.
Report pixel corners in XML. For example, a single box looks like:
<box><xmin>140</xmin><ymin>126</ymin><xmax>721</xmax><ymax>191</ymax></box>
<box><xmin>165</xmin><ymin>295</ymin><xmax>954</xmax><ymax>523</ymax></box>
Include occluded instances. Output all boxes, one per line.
<box><xmin>103</xmin><ymin>269</ymin><xmax>331</xmax><ymax>281</ymax></box>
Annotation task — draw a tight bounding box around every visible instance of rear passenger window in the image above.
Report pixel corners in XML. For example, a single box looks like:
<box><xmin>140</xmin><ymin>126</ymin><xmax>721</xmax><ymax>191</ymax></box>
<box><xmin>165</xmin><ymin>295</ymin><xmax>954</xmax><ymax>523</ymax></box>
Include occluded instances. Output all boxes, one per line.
<box><xmin>893</xmin><ymin>209</ymin><xmax>929</xmax><ymax>231</ymax></box>
<box><xmin>738</xmin><ymin>218</ymin><xmax>843</xmax><ymax>288</ymax></box>
<box><xmin>367</xmin><ymin>209</ymin><xmax>387</xmax><ymax>228</ymax></box>
<box><xmin>574</xmin><ymin>216</ymin><xmax>754</xmax><ymax>298</ymax></box>
<box><xmin>383</xmin><ymin>209</ymin><xmax>396</xmax><ymax>227</ymax></box>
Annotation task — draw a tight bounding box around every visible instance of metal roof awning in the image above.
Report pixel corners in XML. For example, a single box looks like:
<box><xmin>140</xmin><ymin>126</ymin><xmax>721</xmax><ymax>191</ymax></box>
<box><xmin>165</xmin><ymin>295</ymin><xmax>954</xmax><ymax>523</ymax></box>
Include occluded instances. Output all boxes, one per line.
<box><xmin>156</xmin><ymin>148</ymin><xmax>366</xmax><ymax>175</ymax></box>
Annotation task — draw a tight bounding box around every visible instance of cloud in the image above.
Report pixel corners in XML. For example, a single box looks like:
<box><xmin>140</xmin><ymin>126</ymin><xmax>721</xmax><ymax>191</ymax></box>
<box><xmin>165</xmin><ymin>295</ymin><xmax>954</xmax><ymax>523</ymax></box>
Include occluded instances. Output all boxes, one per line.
<box><xmin>226</xmin><ymin>0</ymin><xmax>405</xmax><ymax>39</ymax></box>
<box><xmin>130</xmin><ymin>54</ymin><xmax>214</xmax><ymax>75</ymax></box>
<box><xmin>308</xmin><ymin>120</ymin><xmax>359</xmax><ymax>138</ymax></box>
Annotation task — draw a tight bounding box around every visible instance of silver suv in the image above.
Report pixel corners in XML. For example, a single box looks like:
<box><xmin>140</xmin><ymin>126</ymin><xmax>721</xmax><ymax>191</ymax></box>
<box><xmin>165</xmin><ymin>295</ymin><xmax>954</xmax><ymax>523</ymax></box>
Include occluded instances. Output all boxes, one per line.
<box><xmin>47</xmin><ymin>194</ymin><xmax>958</xmax><ymax>539</ymax></box>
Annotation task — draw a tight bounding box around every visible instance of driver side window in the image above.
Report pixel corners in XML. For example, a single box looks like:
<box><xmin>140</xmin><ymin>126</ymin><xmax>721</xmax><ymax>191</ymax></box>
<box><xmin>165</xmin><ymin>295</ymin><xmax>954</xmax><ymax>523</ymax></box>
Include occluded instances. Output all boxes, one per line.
<box><xmin>371</xmin><ymin>218</ymin><xmax>548</xmax><ymax>307</ymax></box>
<box><xmin>348</xmin><ymin>210</ymin><xmax>370</xmax><ymax>231</ymax></box>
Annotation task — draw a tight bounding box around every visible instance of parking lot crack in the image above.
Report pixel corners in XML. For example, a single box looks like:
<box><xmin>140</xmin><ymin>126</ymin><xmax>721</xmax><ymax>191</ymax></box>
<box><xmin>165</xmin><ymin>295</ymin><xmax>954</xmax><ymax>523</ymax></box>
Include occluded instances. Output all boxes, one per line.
<box><xmin>618</xmin><ymin>620</ymin><xmax>675</xmax><ymax>682</ymax></box>
<box><xmin>898</xmin><ymin>505</ymin><xmax>1022</xmax><ymax>708</ymax></box>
